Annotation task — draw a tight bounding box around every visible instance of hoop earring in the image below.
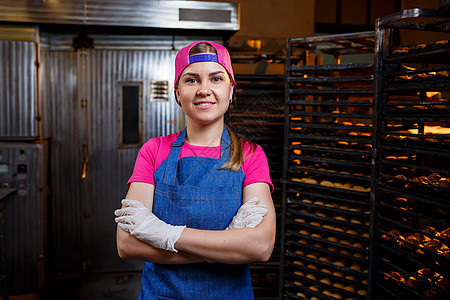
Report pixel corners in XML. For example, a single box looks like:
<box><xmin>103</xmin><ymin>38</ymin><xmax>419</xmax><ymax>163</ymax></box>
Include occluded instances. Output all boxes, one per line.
<box><xmin>229</xmin><ymin>99</ymin><xmax>233</xmax><ymax>103</ymax></box>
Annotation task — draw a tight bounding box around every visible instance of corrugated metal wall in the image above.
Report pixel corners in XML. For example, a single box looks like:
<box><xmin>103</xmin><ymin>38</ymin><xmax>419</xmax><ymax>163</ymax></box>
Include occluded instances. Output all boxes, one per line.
<box><xmin>0</xmin><ymin>40</ymin><xmax>37</xmax><ymax>138</ymax></box>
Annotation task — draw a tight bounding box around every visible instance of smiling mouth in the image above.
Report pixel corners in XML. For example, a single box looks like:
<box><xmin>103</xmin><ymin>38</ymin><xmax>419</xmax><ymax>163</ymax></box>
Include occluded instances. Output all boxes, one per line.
<box><xmin>195</xmin><ymin>102</ymin><xmax>215</xmax><ymax>106</ymax></box>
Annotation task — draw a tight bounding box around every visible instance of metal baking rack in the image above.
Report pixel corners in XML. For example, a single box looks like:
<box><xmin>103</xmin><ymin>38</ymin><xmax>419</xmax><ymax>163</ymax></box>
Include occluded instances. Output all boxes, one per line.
<box><xmin>281</xmin><ymin>31</ymin><xmax>375</xmax><ymax>300</ymax></box>
<box><xmin>372</xmin><ymin>8</ymin><xmax>450</xmax><ymax>300</ymax></box>
<box><xmin>229</xmin><ymin>73</ymin><xmax>285</xmax><ymax>298</ymax></box>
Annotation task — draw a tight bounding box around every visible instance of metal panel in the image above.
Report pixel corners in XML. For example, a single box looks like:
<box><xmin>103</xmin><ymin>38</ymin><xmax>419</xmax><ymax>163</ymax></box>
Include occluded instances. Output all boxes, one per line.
<box><xmin>0</xmin><ymin>25</ymin><xmax>39</xmax><ymax>42</ymax></box>
<box><xmin>86</xmin><ymin>0</ymin><xmax>239</xmax><ymax>30</ymax></box>
<box><xmin>0</xmin><ymin>0</ymin><xmax>239</xmax><ymax>31</ymax></box>
<box><xmin>0</xmin><ymin>141</ymin><xmax>47</xmax><ymax>293</ymax></box>
<box><xmin>41</xmin><ymin>48</ymin><xmax>83</xmax><ymax>274</ymax></box>
<box><xmin>0</xmin><ymin>39</ymin><xmax>37</xmax><ymax>138</ymax></box>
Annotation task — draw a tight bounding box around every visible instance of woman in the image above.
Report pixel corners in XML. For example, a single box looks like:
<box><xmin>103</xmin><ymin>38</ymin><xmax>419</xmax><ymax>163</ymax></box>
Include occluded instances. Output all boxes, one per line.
<box><xmin>115</xmin><ymin>41</ymin><xmax>276</xmax><ymax>299</ymax></box>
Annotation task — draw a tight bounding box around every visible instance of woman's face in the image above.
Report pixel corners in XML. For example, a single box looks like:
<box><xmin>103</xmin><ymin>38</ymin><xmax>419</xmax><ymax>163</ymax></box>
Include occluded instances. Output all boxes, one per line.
<box><xmin>175</xmin><ymin>60</ymin><xmax>234</xmax><ymax>127</ymax></box>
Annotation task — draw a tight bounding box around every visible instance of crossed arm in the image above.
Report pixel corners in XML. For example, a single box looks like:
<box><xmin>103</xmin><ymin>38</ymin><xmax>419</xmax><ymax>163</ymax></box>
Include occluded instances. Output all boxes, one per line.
<box><xmin>116</xmin><ymin>181</ymin><xmax>276</xmax><ymax>264</ymax></box>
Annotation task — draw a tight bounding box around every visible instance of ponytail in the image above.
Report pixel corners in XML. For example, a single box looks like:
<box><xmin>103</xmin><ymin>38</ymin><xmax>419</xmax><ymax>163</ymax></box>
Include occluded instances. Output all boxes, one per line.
<box><xmin>221</xmin><ymin>125</ymin><xmax>256</xmax><ymax>172</ymax></box>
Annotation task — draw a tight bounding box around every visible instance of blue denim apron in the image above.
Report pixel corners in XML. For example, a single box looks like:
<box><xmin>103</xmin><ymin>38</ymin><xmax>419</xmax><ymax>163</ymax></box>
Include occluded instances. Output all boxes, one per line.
<box><xmin>138</xmin><ymin>127</ymin><xmax>253</xmax><ymax>300</ymax></box>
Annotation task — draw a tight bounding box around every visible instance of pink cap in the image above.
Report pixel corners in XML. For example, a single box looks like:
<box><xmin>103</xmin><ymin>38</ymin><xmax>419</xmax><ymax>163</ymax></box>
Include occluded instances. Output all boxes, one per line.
<box><xmin>174</xmin><ymin>41</ymin><xmax>235</xmax><ymax>87</ymax></box>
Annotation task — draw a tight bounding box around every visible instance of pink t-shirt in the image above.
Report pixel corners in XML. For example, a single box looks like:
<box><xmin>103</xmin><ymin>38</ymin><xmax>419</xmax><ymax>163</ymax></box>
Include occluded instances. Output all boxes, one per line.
<box><xmin>128</xmin><ymin>131</ymin><xmax>273</xmax><ymax>192</ymax></box>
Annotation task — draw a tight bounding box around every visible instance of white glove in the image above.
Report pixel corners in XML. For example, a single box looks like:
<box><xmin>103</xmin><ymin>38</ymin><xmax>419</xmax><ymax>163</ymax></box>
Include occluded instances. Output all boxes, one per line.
<box><xmin>114</xmin><ymin>199</ymin><xmax>185</xmax><ymax>252</ymax></box>
<box><xmin>226</xmin><ymin>197</ymin><xmax>268</xmax><ymax>230</ymax></box>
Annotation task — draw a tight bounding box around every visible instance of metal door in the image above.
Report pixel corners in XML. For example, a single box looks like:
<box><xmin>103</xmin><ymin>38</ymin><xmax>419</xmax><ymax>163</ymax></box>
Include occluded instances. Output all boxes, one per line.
<box><xmin>43</xmin><ymin>45</ymin><xmax>84</xmax><ymax>275</ymax></box>
<box><xmin>45</xmin><ymin>34</ymin><xmax>182</xmax><ymax>274</ymax></box>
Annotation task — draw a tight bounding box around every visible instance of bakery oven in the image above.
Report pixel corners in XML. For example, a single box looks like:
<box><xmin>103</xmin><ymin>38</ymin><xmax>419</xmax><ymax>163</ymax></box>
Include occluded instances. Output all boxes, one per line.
<box><xmin>281</xmin><ymin>31</ymin><xmax>375</xmax><ymax>299</ymax></box>
<box><xmin>372</xmin><ymin>8</ymin><xmax>450</xmax><ymax>300</ymax></box>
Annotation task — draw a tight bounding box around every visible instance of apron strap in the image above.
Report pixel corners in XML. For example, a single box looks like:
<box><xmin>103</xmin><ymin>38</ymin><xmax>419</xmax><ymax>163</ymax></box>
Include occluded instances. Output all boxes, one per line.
<box><xmin>219</xmin><ymin>126</ymin><xmax>231</xmax><ymax>163</ymax></box>
<box><xmin>163</xmin><ymin>128</ymin><xmax>186</xmax><ymax>184</ymax></box>
<box><xmin>163</xmin><ymin>126</ymin><xmax>232</xmax><ymax>184</ymax></box>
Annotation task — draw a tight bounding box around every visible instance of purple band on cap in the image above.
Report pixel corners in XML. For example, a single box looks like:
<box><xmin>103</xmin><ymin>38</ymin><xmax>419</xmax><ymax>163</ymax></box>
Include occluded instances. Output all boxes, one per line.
<box><xmin>189</xmin><ymin>53</ymin><xmax>219</xmax><ymax>64</ymax></box>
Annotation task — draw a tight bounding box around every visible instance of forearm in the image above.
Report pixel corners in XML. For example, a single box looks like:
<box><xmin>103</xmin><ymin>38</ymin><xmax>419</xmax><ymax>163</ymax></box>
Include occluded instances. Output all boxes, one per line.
<box><xmin>117</xmin><ymin>226</ymin><xmax>204</xmax><ymax>264</ymax></box>
<box><xmin>175</xmin><ymin>221</ymin><xmax>275</xmax><ymax>264</ymax></box>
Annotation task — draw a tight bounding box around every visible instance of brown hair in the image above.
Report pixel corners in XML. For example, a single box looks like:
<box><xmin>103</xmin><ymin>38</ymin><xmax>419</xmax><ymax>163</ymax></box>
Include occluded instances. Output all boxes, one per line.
<box><xmin>187</xmin><ymin>42</ymin><xmax>256</xmax><ymax>171</ymax></box>
<box><xmin>221</xmin><ymin>125</ymin><xmax>256</xmax><ymax>172</ymax></box>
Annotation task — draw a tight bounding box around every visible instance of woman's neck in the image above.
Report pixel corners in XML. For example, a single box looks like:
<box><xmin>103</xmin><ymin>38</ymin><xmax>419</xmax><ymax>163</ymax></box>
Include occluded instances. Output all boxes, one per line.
<box><xmin>185</xmin><ymin>120</ymin><xmax>224</xmax><ymax>147</ymax></box>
